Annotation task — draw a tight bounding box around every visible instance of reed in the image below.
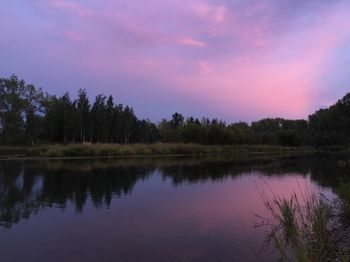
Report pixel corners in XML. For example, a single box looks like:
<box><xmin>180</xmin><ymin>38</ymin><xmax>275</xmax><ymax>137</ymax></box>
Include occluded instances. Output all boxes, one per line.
<box><xmin>259</xmin><ymin>188</ymin><xmax>349</xmax><ymax>261</ymax></box>
<box><xmin>0</xmin><ymin>143</ymin><xmax>313</xmax><ymax>160</ymax></box>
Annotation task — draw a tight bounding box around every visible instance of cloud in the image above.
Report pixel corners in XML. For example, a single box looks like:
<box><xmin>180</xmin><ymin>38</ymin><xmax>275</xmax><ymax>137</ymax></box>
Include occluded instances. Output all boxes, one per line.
<box><xmin>39</xmin><ymin>0</ymin><xmax>93</xmax><ymax>16</ymax></box>
<box><xmin>1</xmin><ymin>0</ymin><xmax>350</xmax><ymax>121</ymax></box>
<box><xmin>178</xmin><ymin>38</ymin><xmax>206</xmax><ymax>48</ymax></box>
<box><xmin>62</xmin><ymin>30</ymin><xmax>86</xmax><ymax>42</ymax></box>
<box><xmin>191</xmin><ymin>2</ymin><xmax>226</xmax><ymax>23</ymax></box>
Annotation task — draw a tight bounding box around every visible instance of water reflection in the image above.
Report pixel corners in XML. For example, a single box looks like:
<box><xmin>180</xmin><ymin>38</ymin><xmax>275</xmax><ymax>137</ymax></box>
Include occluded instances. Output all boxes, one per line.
<box><xmin>0</xmin><ymin>158</ymin><xmax>341</xmax><ymax>229</ymax></box>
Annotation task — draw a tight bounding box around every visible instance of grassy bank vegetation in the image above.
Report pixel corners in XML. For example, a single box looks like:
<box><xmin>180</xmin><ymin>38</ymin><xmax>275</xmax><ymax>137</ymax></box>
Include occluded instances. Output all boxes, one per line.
<box><xmin>260</xmin><ymin>183</ymin><xmax>350</xmax><ymax>261</ymax></box>
<box><xmin>0</xmin><ymin>143</ymin><xmax>314</xmax><ymax>160</ymax></box>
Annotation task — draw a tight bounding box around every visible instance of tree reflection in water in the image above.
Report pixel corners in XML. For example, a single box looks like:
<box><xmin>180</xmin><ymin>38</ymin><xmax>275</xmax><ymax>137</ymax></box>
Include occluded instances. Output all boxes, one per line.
<box><xmin>0</xmin><ymin>157</ymin><xmax>341</xmax><ymax>228</ymax></box>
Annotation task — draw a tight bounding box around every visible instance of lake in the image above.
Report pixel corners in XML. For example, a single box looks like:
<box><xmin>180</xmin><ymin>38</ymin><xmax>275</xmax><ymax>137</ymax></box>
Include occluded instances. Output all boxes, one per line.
<box><xmin>0</xmin><ymin>157</ymin><xmax>340</xmax><ymax>262</ymax></box>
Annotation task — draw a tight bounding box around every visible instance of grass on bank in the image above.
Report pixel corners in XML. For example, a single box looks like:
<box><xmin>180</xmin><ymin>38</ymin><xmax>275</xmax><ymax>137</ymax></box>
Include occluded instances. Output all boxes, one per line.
<box><xmin>337</xmin><ymin>183</ymin><xmax>350</xmax><ymax>224</ymax></box>
<box><xmin>0</xmin><ymin>143</ymin><xmax>314</xmax><ymax>159</ymax></box>
<box><xmin>259</xmin><ymin>188</ymin><xmax>350</xmax><ymax>262</ymax></box>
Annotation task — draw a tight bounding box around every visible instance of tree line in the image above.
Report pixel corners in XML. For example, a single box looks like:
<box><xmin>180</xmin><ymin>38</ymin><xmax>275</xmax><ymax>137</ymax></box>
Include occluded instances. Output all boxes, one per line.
<box><xmin>0</xmin><ymin>75</ymin><xmax>349</xmax><ymax>146</ymax></box>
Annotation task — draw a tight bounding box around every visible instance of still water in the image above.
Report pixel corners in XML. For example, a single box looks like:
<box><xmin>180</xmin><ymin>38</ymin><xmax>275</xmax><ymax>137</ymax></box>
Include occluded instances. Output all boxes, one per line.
<box><xmin>0</xmin><ymin>158</ymin><xmax>339</xmax><ymax>262</ymax></box>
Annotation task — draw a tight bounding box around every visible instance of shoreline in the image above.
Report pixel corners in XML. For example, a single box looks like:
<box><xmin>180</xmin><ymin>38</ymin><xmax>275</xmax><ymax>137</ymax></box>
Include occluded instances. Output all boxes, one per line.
<box><xmin>0</xmin><ymin>143</ymin><xmax>318</xmax><ymax>161</ymax></box>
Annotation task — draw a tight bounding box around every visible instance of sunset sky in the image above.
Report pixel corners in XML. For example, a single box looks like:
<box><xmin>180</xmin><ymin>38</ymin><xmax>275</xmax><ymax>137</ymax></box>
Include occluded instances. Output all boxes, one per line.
<box><xmin>1</xmin><ymin>0</ymin><xmax>350</xmax><ymax>122</ymax></box>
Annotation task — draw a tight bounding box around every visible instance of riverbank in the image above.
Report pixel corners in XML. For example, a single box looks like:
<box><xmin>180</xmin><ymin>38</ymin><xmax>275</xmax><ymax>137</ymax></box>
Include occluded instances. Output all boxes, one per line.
<box><xmin>261</xmin><ymin>182</ymin><xmax>350</xmax><ymax>261</ymax></box>
<box><xmin>0</xmin><ymin>143</ymin><xmax>316</xmax><ymax>160</ymax></box>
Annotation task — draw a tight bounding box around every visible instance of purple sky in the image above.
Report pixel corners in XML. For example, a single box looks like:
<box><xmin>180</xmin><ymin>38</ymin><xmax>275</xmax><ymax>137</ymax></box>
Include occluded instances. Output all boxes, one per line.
<box><xmin>1</xmin><ymin>0</ymin><xmax>350</xmax><ymax>122</ymax></box>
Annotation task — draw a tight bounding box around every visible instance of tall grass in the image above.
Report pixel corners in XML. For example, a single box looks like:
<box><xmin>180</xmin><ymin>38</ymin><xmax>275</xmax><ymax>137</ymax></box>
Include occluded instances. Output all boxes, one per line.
<box><xmin>0</xmin><ymin>143</ymin><xmax>314</xmax><ymax>159</ymax></box>
<box><xmin>259</xmin><ymin>189</ymin><xmax>349</xmax><ymax>261</ymax></box>
<box><xmin>337</xmin><ymin>183</ymin><xmax>350</xmax><ymax>224</ymax></box>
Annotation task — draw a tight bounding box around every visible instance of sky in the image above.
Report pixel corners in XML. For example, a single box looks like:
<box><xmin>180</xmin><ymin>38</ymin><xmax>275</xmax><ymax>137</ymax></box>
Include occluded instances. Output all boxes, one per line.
<box><xmin>1</xmin><ymin>0</ymin><xmax>350</xmax><ymax>122</ymax></box>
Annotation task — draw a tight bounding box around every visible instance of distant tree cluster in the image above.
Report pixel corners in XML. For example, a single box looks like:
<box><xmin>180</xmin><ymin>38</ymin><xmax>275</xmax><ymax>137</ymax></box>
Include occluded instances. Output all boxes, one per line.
<box><xmin>0</xmin><ymin>75</ymin><xmax>158</xmax><ymax>145</ymax></box>
<box><xmin>158</xmin><ymin>115</ymin><xmax>307</xmax><ymax>146</ymax></box>
<box><xmin>0</xmin><ymin>75</ymin><xmax>348</xmax><ymax>146</ymax></box>
<box><xmin>309</xmin><ymin>93</ymin><xmax>350</xmax><ymax>146</ymax></box>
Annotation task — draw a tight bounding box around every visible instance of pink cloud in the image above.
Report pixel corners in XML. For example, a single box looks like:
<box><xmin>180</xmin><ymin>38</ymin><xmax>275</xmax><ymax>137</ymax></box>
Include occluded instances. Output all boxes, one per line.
<box><xmin>62</xmin><ymin>30</ymin><xmax>86</xmax><ymax>42</ymax></box>
<box><xmin>2</xmin><ymin>0</ymin><xmax>350</xmax><ymax>121</ymax></box>
<box><xmin>178</xmin><ymin>38</ymin><xmax>206</xmax><ymax>48</ymax></box>
<box><xmin>191</xmin><ymin>2</ymin><xmax>226</xmax><ymax>23</ymax></box>
<box><xmin>213</xmin><ymin>6</ymin><xmax>226</xmax><ymax>23</ymax></box>
<box><xmin>113</xmin><ymin>0</ymin><xmax>350</xmax><ymax>120</ymax></box>
<box><xmin>40</xmin><ymin>0</ymin><xmax>93</xmax><ymax>16</ymax></box>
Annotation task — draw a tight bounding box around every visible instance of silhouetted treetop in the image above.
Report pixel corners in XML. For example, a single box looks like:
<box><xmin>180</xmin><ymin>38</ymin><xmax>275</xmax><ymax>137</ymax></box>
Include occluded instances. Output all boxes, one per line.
<box><xmin>0</xmin><ymin>75</ymin><xmax>349</xmax><ymax>146</ymax></box>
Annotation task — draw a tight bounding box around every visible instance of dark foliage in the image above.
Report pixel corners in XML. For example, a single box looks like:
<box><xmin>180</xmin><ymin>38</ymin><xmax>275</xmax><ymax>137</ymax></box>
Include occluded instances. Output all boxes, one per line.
<box><xmin>309</xmin><ymin>93</ymin><xmax>350</xmax><ymax>146</ymax></box>
<box><xmin>0</xmin><ymin>75</ymin><xmax>159</xmax><ymax>145</ymax></box>
<box><xmin>0</xmin><ymin>75</ymin><xmax>349</xmax><ymax>146</ymax></box>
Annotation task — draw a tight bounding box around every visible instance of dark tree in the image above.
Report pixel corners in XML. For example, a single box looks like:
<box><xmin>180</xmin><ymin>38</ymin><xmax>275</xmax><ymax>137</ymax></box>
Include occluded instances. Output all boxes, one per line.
<box><xmin>1</xmin><ymin>74</ymin><xmax>349</xmax><ymax>147</ymax></box>
<box><xmin>76</xmin><ymin>89</ymin><xmax>90</xmax><ymax>143</ymax></box>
